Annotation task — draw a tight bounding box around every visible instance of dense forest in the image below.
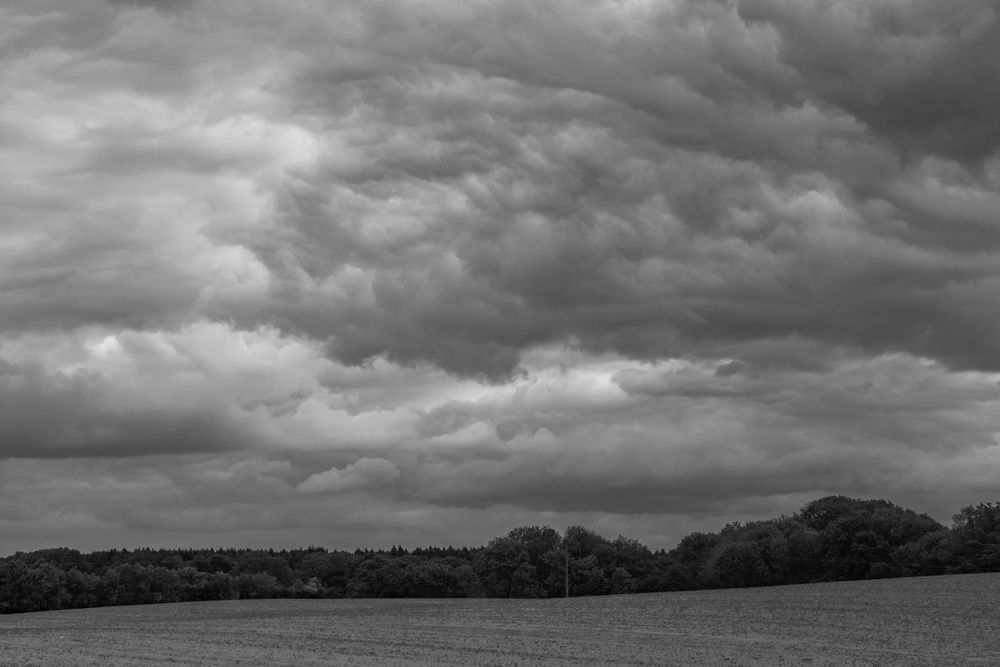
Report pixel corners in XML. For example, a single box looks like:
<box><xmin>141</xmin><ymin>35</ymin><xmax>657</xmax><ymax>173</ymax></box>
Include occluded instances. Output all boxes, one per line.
<box><xmin>3</xmin><ymin>496</ymin><xmax>1000</xmax><ymax>614</ymax></box>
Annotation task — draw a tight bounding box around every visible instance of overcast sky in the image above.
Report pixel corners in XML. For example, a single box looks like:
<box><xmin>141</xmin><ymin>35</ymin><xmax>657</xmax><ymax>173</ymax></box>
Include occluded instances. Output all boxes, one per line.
<box><xmin>2</xmin><ymin>0</ymin><xmax>999</xmax><ymax>555</ymax></box>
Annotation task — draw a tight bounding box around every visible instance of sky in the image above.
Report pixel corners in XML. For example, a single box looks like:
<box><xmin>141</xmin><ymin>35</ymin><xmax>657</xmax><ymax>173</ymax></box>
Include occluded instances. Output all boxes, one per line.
<box><xmin>2</xmin><ymin>0</ymin><xmax>999</xmax><ymax>555</ymax></box>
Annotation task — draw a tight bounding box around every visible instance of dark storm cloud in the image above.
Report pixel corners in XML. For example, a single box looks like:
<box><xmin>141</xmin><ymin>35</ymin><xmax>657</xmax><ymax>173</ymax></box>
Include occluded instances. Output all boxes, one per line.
<box><xmin>392</xmin><ymin>354</ymin><xmax>1000</xmax><ymax>514</ymax></box>
<box><xmin>739</xmin><ymin>0</ymin><xmax>1000</xmax><ymax>161</ymax></box>
<box><xmin>200</xmin><ymin>0</ymin><xmax>1000</xmax><ymax>379</ymax></box>
<box><xmin>5</xmin><ymin>0</ymin><xmax>999</xmax><ymax>376</ymax></box>
<box><xmin>0</xmin><ymin>184</ymin><xmax>208</xmax><ymax>332</ymax></box>
<box><xmin>3</xmin><ymin>0</ymin><xmax>1000</xmax><ymax>551</ymax></box>
<box><xmin>0</xmin><ymin>356</ymin><xmax>252</xmax><ymax>458</ymax></box>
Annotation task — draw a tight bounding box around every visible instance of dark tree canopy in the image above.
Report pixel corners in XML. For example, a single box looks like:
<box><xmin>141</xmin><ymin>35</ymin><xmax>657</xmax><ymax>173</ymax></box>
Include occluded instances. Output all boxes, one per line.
<box><xmin>4</xmin><ymin>495</ymin><xmax>999</xmax><ymax>614</ymax></box>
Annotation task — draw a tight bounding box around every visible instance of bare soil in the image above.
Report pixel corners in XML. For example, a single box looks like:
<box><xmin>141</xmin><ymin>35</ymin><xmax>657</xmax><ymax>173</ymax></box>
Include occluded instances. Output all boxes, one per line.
<box><xmin>1</xmin><ymin>572</ymin><xmax>998</xmax><ymax>666</ymax></box>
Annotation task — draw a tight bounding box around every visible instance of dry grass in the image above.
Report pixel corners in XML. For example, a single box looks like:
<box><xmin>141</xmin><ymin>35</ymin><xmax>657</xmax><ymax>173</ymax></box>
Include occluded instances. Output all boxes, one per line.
<box><xmin>2</xmin><ymin>572</ymin><xmax>998</xmax><ymax>666</ymax></box>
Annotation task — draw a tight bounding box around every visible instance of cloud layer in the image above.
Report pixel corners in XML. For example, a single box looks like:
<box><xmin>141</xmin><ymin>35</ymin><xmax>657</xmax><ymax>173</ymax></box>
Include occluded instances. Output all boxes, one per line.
<box><xmin>1</xmin><ymin>0</ymin><xmax>999</xmax><ymax>552</ymax></box>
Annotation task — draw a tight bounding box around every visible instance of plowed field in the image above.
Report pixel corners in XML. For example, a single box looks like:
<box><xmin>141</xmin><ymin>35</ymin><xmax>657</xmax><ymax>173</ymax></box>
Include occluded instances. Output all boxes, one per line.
<box><xmin>2</xmin><ymin>573</ymin><xmax>998</xmax><ymax>666</ymax></box>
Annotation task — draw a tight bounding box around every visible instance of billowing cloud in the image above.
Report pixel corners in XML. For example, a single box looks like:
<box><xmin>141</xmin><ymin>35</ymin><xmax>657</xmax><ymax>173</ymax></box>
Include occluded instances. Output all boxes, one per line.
<box><xmin>739</xmin><ymin>0</ymin><xmax>1000</xmax><ymax>161</ymax></box>
<box><xmin>197</xmin><ymin>0</ymin><xmax>1000</xmax><ymax>377</ymax></box>
<box><xmin>297</xmin><ymin>458</ymin><xmax>401</xmax><ymax>494</ymax></box>
<box><xmin>1</xmin><ymin>0</ymin><xmax>999</xmax><ymax>553</ymax></box>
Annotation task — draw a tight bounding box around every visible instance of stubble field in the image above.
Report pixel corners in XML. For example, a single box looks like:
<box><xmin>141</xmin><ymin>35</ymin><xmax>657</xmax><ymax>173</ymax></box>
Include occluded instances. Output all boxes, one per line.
<box><xmin>1</xmin><ymin>573</ymin><xmax>998</xmax><ymax>666</ymax></box>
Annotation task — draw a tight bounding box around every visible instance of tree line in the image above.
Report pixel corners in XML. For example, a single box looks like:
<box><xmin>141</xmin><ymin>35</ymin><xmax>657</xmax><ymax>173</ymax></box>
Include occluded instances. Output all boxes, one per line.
<box><xmin>3</xmin><ymin>495</ymin><xmax>1000</xmax><ymax>614</ymax></box>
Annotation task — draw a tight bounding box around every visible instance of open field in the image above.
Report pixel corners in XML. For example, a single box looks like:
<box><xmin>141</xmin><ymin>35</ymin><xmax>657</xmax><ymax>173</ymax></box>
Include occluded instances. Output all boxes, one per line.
<box><xmin>2</xmin><ymin>573</ymin><xmax>998</xmax><ymax>666</ymax></box>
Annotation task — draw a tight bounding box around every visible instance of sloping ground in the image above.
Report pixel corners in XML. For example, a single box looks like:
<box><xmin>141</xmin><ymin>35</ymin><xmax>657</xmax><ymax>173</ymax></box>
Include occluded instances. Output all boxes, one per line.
<box><xmin>1</xmin><ymin>573</ymin><xmax>997</xmax><ymax>666</ymax></box>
